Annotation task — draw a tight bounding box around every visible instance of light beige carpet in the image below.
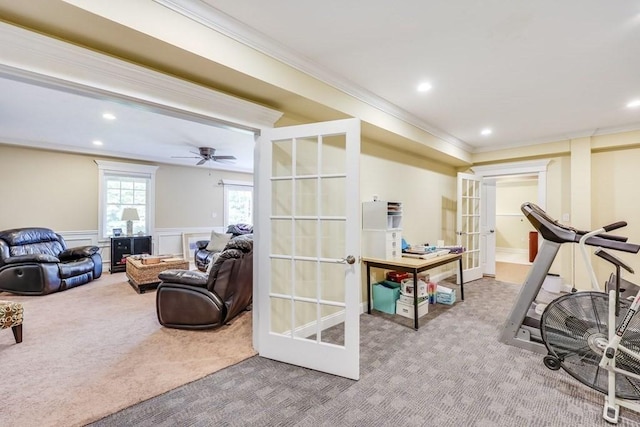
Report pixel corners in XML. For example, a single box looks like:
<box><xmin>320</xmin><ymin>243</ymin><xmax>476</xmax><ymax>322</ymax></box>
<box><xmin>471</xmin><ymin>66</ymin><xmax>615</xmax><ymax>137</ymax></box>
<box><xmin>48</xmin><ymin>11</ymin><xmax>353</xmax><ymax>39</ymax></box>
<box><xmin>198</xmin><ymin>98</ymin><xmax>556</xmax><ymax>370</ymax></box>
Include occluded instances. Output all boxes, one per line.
<box><xmin>495</xmin><ymin>261</ymin><xmax>531</xmax><ymax>285</ymax></box>
<box><xmin>0</xmin><ymin>273</ymin><xmax>255</xmax><ymax>427</ymax></box>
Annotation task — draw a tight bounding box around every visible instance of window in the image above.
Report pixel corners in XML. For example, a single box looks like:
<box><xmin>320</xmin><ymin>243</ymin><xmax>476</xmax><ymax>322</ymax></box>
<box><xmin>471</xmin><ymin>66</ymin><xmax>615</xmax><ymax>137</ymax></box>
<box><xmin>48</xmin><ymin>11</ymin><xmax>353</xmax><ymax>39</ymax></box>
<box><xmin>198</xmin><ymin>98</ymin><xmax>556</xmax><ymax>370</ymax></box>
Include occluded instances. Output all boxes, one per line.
<box><xmin>96</xmin><ymin>160</ymin><xmax>158</xmax><ymax>240</ymax></box>
<box><xmin>221</xmin><ymin>180</ymin><xmax>253</xmax><ymax>227</ymax></box>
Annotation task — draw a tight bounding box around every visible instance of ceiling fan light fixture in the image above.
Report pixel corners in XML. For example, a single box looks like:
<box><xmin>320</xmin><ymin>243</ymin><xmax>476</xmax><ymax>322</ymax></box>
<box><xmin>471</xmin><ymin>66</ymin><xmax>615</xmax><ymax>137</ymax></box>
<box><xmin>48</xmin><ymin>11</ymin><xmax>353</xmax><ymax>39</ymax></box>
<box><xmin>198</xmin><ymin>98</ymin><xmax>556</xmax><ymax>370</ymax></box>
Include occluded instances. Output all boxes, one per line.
<box><xmin>171</xmin><ymin>146</ymin><xmax>237</xmax><ymax>165</ymax></box>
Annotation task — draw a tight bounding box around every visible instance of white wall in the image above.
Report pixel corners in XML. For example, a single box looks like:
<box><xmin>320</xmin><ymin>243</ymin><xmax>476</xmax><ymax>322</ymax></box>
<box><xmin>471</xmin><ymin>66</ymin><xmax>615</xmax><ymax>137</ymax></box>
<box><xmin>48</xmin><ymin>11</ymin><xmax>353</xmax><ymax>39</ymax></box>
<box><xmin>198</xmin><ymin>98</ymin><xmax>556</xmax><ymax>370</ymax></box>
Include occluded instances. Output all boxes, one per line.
<box><xmin>495</xmin><ymin>179</ymin><xmax>537</xmax><ymax>252</ymax></box>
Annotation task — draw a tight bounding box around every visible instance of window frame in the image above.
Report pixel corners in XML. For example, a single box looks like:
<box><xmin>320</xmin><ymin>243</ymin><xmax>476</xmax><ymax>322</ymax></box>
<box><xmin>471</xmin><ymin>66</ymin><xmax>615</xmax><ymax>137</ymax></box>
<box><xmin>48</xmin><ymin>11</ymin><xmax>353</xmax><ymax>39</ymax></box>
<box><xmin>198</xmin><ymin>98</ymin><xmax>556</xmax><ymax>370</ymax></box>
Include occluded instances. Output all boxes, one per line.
<box><xmin>95</xmin><ymin>160</ymin><xmax>158</xmax><ymax>241</ymax></box>
<box><xmin>221</xmin><ymin>179</ymin><xmax>254</xmax><ymax>228</ymax></box>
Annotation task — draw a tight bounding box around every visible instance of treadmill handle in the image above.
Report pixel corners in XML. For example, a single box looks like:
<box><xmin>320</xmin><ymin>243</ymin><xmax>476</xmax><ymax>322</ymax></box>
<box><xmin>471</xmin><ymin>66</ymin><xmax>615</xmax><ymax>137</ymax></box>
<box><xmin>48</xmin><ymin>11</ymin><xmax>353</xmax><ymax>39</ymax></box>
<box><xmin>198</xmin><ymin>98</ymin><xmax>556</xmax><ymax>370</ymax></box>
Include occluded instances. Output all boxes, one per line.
<box><xmin>603</xmin><ymin>221</ymin><xmax>627</xmax><ymax>232</ymax></box>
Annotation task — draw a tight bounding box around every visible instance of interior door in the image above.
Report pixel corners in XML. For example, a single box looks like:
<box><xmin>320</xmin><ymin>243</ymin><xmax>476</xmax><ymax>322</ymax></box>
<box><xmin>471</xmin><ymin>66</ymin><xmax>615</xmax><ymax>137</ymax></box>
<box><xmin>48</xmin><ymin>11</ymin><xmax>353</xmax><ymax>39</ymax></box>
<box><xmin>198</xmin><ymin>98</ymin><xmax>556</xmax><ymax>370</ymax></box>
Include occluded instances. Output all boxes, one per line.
<box><xmin>256</xmin><ymin>118</ymin><xmax>361</xmax><ymax>380</ymax></box>
<box><xmin>457</xmin><ymin>172</ymin><xmax>483</xmax><ymax>282</ymax></box>
<box><xmin>481</xmin><ymin>179</ymin><xmax>496</xmax><ymax>276</ymax></box>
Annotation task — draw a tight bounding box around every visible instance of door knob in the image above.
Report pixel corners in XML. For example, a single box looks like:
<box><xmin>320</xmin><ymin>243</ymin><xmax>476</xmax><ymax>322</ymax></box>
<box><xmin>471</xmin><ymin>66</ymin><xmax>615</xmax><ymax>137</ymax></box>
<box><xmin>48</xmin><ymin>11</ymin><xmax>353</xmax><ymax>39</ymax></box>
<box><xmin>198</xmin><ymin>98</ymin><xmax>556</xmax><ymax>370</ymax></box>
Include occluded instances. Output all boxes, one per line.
<box><xmin>339</xmin><ymin>255</ymin><xmax>356</xmax><ymax>264</ymax></box>
<box><xmin>489</xmin><ymin>229</ymin><xmax>495</xmax><ymax>233</ymax></box>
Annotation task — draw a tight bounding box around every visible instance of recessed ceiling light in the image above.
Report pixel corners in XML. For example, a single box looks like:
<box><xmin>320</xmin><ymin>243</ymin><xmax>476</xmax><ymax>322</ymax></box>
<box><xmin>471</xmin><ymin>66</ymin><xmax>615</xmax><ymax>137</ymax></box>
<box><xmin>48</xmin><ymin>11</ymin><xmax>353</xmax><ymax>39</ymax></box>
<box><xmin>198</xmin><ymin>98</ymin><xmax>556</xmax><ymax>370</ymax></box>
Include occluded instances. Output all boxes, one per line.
<box><xmin>92</xmin><ymin>140</ymin><xmax>103</xmax><ymax>146</ymax></box>
<box><xmin>481</xmin><ymin>128</ymin><xmax>492</xmax><ymax>136</ymax></box>
<box><xmin>417</xmin><ymin>82</ymin><xmax>432</xmax><ymax>92</ymax></box>
<box><xmin>102</xmin><ymin>113</ymin><xmax>116</xmax><ymax>120</ymax></box>
<box><xmin>627</xmin><ymin>100</ymin><xmax>640</xmax><ymax>108</ymax></box>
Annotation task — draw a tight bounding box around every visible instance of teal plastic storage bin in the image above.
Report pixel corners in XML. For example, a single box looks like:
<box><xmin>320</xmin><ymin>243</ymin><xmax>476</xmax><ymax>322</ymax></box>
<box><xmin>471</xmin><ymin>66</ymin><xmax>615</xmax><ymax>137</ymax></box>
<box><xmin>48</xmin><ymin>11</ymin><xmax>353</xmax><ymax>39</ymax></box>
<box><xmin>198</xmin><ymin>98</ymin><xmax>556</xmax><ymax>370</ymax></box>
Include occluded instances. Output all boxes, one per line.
<box><xmin>373</xmin><ymin>282</ymin><xmax>401</xmax><ymax>314</ymax></box>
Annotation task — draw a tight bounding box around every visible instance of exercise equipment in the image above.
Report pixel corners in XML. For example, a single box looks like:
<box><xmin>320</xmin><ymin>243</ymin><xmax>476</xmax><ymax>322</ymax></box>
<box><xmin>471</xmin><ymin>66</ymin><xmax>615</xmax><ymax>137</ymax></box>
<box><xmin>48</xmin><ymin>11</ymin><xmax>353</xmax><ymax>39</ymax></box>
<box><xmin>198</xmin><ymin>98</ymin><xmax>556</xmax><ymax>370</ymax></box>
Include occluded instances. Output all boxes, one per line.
<box><xmin>499</xmin><ymin>202</ymin><xmax>640</xmax><ymax>354</ymax></box>
<box><xmin>540</xmin><ymin>220</ymin><xmax>640</xmax><ymax>424</ymax></box>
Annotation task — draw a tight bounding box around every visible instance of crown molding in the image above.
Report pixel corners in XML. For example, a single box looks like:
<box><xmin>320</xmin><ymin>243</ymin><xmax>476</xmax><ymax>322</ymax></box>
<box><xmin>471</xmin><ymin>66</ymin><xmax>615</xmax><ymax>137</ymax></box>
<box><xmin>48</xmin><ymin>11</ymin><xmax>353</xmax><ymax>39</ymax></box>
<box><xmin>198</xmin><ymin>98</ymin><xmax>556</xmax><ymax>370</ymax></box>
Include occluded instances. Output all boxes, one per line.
<box><xmin>0</xmin><ymin>137</ymin><xmax>254</xmax><ymax>174</ymax></box>
<box><xmin>0</xmin><ymin>20</ymin><xmax>283</xmax><ymax>132</ymax></box>
<box><xmin>154</xmin><ymin>0</ymin><xmax>473</xmax><ymax>152</ymax></box>
<box><xmin>473</xmin><ymin>122</ymin><xmax>640</xmax><ymax>154</ymax></box>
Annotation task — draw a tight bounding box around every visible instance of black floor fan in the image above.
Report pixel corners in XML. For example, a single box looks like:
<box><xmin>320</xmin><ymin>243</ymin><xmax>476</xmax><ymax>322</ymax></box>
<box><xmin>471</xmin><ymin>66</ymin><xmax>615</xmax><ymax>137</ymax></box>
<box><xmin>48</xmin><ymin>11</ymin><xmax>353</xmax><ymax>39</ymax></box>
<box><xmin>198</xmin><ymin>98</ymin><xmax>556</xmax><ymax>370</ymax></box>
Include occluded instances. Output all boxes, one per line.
<box><xmin>541</xmin><ymin>291</ymin><xmax>640</xmax><ymax>400</ymax></box>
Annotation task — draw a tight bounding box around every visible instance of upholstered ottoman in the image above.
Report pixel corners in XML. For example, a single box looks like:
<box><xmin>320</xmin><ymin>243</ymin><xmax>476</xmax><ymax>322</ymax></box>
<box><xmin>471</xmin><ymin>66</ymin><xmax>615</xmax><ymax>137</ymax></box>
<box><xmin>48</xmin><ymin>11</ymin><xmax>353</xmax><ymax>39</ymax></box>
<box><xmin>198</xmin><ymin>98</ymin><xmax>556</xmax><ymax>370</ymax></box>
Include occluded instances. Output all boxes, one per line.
<box><xmin>0</xmin><ymin>300</ymin><xmax>23</xmax><ymax>343</ymax></box>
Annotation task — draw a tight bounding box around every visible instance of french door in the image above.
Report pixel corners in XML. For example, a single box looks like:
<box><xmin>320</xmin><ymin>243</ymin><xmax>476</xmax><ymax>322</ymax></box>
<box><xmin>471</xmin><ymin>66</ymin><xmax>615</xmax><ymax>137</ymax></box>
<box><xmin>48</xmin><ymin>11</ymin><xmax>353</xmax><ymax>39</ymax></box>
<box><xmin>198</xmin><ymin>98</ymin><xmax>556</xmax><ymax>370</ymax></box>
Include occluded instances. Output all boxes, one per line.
<box><xmin>256</xmin><ymin>118</ymin><xmax>361</xmax><ymax>380</ymax></box>
<box><xmin>457</xmin><ymin>172</ymin><xmax>483</xmax><ymax>282</ymax></box>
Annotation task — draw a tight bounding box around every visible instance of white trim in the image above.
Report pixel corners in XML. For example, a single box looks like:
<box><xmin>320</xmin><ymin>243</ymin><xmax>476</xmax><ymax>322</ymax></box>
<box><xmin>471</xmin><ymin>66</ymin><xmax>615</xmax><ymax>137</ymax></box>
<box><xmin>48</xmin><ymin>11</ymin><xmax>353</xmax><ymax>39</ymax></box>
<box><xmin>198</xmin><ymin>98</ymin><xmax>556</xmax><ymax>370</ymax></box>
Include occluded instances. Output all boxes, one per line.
<box><xmin>223</xmin><ymin>183</ymin><xmax>254</xmax><ymax>228</ymax></box>
<box><xmin>0</xmin><ymin>20</ymin><xmax>283</xmax><ymax>134</ymax></box>
<box><xmin>95</xmin><ymin>160</ymin><xmax>159</xmax><ymax>241</ymax></box>
<box><xmin>94</xmin><ymin>160</ymin><xmax>159</xmax><ymax>175</ymax></box>
<box><xmin>471</xmin><ymin>159</ymin><xmax>550</xmax><ymax>177</ymax></box>
<box><xmin>471</xmin><ymin>159</ymin><xmax>548</xmax><ymax>211</ymax></box>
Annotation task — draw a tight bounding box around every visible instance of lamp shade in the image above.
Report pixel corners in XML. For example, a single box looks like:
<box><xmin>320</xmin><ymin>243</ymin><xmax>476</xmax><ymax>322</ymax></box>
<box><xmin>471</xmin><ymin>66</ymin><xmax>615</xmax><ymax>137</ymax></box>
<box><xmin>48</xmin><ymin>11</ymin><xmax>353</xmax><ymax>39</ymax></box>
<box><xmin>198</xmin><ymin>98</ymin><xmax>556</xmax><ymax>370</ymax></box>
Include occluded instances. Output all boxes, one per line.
<box><xmin>121</xmin><ymin>208</ymin><xmax>140</xmax><ymax>221</ymax></box>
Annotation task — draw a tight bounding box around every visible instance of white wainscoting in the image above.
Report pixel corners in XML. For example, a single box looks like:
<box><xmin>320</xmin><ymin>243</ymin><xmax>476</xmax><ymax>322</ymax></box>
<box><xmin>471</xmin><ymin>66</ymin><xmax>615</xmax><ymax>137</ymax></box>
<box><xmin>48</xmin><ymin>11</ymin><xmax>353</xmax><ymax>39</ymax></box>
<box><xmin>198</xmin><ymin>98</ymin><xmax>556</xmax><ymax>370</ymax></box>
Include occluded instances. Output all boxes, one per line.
<box><xmin>156</xmin><ymin>227</ymin><xmax>225</xmax><ymax>267</ymax></box>
<box><xmin>58</xmin><ymin>227</ymin><xmax>225</xmax><ymax>269</ymax></box>
<box><xmin>495</xmin><ymin>247</ymin><xmax>530</xmax><ymax>264</ymax></box>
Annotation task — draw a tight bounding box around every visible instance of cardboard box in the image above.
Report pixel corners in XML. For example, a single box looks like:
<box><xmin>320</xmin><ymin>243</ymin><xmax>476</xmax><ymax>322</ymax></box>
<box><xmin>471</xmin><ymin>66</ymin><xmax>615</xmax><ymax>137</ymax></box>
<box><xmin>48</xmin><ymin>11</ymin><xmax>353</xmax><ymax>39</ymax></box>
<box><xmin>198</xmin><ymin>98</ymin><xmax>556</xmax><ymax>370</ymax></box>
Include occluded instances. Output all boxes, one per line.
<box><xmin>436</xmin><ymin>288</ymin><xmax>457</xmax><ymax>305</ymax></box>
<box><xmin>386</xmin><ymin>271</ymin><xmax>410</xmax><ymax>282</ymax></box>
<box><xmin>398</xmin><ymin>294</ymin><xmax>428</xmax><ymax>305</ymax></box>
<box><xmin>400</xmin><ymin>278</ymin><xmax>428</xmax><ymax>297</ymax></box>
<box><xmin>395</xmin><ymin>299</ymin><xmax>429</xmax><ymax>319</ymax></box>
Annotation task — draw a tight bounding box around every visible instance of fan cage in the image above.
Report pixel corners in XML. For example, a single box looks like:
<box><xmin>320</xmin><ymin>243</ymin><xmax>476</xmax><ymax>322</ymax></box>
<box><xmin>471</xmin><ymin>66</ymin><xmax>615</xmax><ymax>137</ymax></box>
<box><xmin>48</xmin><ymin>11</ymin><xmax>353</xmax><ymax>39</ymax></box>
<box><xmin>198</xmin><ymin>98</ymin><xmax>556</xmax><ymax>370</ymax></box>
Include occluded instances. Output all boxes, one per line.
<box><xmin>541</xmin><ymin>291</ymin><xmax>640</xmax><ymax>400</ymax></box>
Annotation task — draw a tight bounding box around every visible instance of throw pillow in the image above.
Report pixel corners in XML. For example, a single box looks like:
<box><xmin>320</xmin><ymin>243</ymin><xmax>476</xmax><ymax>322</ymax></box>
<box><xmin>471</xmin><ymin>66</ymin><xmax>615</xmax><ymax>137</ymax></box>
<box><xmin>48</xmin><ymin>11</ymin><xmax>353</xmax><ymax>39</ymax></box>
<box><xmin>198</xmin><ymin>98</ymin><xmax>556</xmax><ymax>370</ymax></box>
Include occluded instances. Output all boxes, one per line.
<box><xmin>205</xmin><ymin>231</ymin><xmax>232</xmax><ymax>252</ymax></box>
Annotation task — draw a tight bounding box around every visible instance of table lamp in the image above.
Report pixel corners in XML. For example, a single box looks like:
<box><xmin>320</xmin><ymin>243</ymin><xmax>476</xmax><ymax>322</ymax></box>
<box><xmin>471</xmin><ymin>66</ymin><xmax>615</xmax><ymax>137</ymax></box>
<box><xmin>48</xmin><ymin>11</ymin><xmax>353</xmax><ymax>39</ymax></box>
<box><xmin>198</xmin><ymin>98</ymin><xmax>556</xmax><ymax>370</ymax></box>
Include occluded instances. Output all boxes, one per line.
<box><xmin>121</xmin><ymin>208</ymin><xmax>139</xmax><ymax>236</ymax></box>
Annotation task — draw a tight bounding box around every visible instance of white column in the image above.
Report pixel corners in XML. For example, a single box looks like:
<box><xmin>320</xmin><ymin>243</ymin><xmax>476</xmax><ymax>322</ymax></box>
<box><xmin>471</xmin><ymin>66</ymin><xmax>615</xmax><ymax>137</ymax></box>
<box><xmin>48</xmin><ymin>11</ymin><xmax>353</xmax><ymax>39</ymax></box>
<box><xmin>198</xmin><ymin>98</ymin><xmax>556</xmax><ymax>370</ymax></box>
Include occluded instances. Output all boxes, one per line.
<box><xmin>570</xmin><ymin>137</ymin><xmax>592</xmax><ymax>290</ymax></box>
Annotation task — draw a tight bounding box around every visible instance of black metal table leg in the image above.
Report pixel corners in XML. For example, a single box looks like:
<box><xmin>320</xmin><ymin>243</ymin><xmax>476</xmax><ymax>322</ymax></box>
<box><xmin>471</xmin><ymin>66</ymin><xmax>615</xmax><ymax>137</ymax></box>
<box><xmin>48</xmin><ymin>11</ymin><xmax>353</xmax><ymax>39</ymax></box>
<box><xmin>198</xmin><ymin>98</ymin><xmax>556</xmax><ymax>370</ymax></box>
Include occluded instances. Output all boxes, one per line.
<box><xmin>459</xmin><ymin>257</ymin><xmax>464</xmax><ymax>300</ymax></box>
<box><xmin>367</xmin><ymin>263</ymin><xmax>372</xmax><ymax>314</ymax></box>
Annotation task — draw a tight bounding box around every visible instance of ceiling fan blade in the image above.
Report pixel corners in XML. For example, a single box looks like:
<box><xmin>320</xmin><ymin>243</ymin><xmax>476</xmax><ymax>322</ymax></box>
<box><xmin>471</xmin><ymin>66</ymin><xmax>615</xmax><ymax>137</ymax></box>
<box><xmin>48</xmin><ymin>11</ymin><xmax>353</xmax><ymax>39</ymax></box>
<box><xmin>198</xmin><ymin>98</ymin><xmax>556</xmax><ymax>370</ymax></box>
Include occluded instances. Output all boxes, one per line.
<box><xmin>212</xmin><ymin>155</ymin><xmax>236</xmax><ymax>161</ymax></box>
<box><xmin>171</xmin><ymin>155</ymin><xmax>201</xmax><ymax>159</ymax></box>
<box><xmin>196</xmin><ymin>158</ymin><xmax>207</xmax><ymax>166</ymax></box>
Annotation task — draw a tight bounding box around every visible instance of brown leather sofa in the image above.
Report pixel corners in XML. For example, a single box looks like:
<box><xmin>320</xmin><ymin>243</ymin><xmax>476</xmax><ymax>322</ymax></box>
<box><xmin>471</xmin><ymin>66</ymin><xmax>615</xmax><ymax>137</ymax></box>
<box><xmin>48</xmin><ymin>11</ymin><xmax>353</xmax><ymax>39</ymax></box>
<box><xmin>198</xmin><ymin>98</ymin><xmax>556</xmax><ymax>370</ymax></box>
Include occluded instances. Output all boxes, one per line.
<box><xmin>156</xmin><ymin>236</ymin><xmax>253</xmax><ymax>329</ymax></box>
<box><xmin>194</xmin><ymin>224</ymin><xmax>253</xmax><ymax>272</ymax></box>
<box><xmin>0</xmin><ymin>227</ymin><xmax>103</xmax><ymax>295</ymax></box>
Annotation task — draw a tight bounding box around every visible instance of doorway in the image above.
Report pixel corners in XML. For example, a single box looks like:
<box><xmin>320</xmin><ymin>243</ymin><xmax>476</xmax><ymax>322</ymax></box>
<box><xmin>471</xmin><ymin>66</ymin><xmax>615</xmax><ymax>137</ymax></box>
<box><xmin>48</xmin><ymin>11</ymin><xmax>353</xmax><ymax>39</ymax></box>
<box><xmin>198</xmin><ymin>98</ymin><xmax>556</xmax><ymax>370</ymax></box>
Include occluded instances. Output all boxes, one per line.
<box><xmin>471</xmin><ymin>160</ymin><xmax>550</xmax><ymax>283</ymax></box>
<box><xmin>493</xmin><ymin>175</ymin><xmax>538</xmax><ymax>284</ymax></box>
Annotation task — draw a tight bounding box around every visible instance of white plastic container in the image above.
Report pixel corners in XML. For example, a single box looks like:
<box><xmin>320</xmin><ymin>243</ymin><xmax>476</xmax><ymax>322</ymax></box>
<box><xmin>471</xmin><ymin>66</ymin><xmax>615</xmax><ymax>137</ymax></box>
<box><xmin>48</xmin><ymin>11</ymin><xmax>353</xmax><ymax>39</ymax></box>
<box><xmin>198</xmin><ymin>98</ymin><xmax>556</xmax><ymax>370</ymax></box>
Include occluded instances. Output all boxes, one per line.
<box><xmin>542</xmin><ymin>274</ymin><xmax>562</xmax><ymax>293</ymax></box>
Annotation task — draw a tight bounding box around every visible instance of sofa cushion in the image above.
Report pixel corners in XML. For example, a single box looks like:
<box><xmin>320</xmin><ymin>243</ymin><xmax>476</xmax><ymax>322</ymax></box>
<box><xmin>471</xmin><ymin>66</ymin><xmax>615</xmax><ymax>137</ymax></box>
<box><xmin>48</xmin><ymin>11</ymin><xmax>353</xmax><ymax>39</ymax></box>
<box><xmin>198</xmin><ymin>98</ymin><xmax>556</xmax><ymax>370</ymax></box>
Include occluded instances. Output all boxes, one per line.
<box><xmin>226</xmin><ymin>224</ymin><xmax>253</xmax><ymax>236</ymax></box>
<box><xmin>208</xmin><ymin>248</ymin><xmax>244</xmax><ymax>290</ymax></box>
<box><xmin>0</xmin><ymin>228</ymin><xmax>61</xmax><ymax>246</ymax></box>
<box><xmin>158</xmin><ymin>269</ymin><xmax>208</xmax><ymax>287</ymax></box>
<box><xmin>58</xmin><ymin>246</ymin><xmax>99</xmax><ymax>261</ymax></box>
<box><xmin>226</xmin><ymin>234</ymin><xmax>253</xmax><ymax>252</ymax></box>
<box><xmin>205</xmin><ymin>231</ymin><xmax>232</xmax><ymax>252</ymax></box>
<box><xmin>58</xmin><ymin>258</ymin><xmax>95</xmax><ymax>279</ymax></box>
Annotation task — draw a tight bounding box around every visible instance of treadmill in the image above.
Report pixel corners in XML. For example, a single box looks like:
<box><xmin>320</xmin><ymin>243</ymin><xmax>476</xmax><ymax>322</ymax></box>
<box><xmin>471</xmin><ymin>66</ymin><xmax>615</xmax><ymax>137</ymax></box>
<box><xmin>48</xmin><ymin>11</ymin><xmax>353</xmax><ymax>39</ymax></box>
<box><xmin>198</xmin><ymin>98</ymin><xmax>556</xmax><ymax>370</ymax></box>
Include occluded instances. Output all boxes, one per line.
<box><xmin>498</xmin><ymin>202</ymin><xmax>640</xmax><ymax>354</ymax></box>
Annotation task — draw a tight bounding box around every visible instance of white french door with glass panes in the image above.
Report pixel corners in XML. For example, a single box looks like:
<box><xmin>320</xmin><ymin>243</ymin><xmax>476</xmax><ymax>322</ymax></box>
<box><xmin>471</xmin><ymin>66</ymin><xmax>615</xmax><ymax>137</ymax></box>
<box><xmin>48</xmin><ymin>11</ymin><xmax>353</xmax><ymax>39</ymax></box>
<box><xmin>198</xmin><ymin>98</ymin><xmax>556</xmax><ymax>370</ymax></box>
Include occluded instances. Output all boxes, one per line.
<box><xmin>256</xmin><ymin>118</ymin><xmax>361</xmax><ymax>380</ymax></box>
<box><xmin>457</xmin><ymin>172</ymin><xmax>483</xmax><ymax>282</ymax></box>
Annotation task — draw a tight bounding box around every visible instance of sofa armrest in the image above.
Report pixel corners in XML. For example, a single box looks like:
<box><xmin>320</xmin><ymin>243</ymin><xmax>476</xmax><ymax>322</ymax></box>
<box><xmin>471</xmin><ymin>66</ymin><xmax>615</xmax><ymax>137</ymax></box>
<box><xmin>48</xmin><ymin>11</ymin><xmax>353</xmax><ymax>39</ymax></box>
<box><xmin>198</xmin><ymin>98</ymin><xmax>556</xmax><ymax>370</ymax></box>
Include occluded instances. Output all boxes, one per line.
<box><xmin>196</xmin><ymin>240</ymin><xmax>210</xmax><ymax>250</ymax></box>
<box><xmin>156</xmin><ymin>283</ymin><xmax>225</xmax><ymax>329</ymax></box>
<box><xmin>4</xmin><ymin>254</ymin><xmax>60</xmax><ymax>264</ymax></box>
<box><xmin>58</xmin><ymin>245</ymin><xmax>100</xmax><ymax>261</ymax></box>
<box><xmin>158</xmin><ymin>269</ymin><xmax>208</xmax><ymax>287</ymax></box>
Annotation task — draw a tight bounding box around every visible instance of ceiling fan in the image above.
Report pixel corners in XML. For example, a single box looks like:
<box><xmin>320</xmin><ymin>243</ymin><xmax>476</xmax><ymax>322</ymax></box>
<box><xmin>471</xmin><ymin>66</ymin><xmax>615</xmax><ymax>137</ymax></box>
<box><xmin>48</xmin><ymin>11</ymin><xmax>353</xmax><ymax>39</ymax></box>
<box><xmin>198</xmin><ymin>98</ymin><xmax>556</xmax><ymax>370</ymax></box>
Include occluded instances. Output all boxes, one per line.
<box><xmin>172</xmin><ymin>146</ymin><xmax>237</xmax><ymax>165</ymax></box>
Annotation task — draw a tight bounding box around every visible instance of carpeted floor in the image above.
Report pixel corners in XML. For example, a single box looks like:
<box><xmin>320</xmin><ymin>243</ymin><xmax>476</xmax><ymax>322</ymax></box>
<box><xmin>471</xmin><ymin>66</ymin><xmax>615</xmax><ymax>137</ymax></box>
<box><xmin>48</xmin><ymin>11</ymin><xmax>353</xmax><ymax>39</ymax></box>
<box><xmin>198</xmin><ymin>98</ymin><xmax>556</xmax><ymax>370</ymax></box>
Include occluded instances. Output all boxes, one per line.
<box><xmin>91</xmin><ymin>276</ymin><xmax>640</xmax><ymax>427</ymax></box>
<box><xmin>0</xmin><ymin>273</ymin><xmax>255</xmax><ymax>427</ymax></box>
<box><xmin>496</xmin><ymin>261</ymin><xmax>531</xmax><ymax>285</ymax></box>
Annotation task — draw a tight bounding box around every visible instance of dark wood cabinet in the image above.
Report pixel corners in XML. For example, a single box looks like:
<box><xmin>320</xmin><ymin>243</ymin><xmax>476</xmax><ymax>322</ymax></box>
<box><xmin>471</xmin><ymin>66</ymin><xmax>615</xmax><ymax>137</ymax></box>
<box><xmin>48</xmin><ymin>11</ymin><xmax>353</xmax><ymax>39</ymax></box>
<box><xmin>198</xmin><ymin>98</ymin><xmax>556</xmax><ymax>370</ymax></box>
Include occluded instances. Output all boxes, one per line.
<box><xmin>110</xmin><ymin>236</ymin><xmax>152</xmax><ymax>273</ymax></box>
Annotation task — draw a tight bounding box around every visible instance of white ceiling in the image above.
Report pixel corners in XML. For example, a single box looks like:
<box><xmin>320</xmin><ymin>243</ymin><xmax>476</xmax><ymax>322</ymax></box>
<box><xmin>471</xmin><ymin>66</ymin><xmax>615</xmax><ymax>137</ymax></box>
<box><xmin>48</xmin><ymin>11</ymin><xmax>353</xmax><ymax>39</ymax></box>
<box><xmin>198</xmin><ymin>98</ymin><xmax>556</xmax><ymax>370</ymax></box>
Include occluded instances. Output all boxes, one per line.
<box><xmin>202</xmin><ymin>0</ymin><xmax>640</xmax><ymax>151</ymax></box>
<box><xmin>1</xmin><ymin>1</ymin><xmax>639</xmax><ymax>169</ymax></box>
<box><xmin>0</xmin><ymin>76</ymin><xmax>257</xmax><ymax>172</ymax></box>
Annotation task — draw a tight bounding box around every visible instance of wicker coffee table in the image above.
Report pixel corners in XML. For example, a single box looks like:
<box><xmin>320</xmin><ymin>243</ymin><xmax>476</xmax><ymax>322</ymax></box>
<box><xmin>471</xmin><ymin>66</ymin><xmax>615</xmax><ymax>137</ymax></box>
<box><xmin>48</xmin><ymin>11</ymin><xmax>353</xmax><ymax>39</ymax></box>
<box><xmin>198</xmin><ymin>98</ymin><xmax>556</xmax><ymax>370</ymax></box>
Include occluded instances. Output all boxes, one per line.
<box><xmin>126</xmin><ymin>257</ymin><xmax>189</xmax><ymax>293</ymax></box>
